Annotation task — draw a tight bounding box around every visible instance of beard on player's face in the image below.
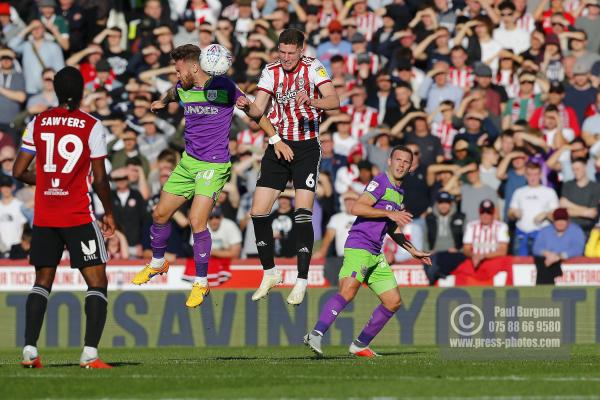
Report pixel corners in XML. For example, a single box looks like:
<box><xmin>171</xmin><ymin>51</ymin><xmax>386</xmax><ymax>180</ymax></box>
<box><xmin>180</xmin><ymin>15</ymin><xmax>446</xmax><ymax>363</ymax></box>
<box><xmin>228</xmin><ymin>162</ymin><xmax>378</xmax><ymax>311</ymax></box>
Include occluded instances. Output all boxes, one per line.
<box><xmin>181</xmin><ymin>71</ymin><xmax>195</xmax><ymax>90</ymax></box>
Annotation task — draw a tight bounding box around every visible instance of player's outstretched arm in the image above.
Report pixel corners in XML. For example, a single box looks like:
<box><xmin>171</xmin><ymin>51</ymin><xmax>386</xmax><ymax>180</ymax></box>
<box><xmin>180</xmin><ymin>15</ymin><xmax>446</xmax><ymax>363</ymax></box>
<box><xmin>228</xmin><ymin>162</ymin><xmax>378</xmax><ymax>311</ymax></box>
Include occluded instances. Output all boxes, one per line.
<box><xmin>351</xmin><ymin>193</ymin><xmax>413</xmax><ymax>226</ymax></box>
<box><xmin>150</xmin><ymin>86</ymin><xmax>178</xmax><ymax>113</ymax></box>
<box><xmin>236</xmin><ymin>90</ymin><xmax>271</xmax><ymax>119</ymax></box>
<box><xmin>12</xmin><ymin>150</ymin><xmax>36</xmax><ymax>185</ymax></box>
<box><xmin>91</xmin><ymin>158</ymin><xmax>116</xmax><ymax>238</ymax></box>
<box><xmin>387</xmin><ymin>225</ymin><xmax>432</xmax><ymax>265</ymax></box>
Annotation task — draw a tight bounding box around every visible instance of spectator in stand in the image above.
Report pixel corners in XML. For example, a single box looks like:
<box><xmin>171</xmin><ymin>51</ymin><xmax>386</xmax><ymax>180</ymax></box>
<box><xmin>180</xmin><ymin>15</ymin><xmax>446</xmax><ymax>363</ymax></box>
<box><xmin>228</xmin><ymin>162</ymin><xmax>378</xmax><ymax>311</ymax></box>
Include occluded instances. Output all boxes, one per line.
<box><xmin>547</xmin><ymin>137</ymin><xmax>598</xmax><ymax>182</ymax></box>
<box><xmin>423</xmin><ymin>191</ymin><xmax>466</xmax><ymax>285</ymax></box>
<box><xmin>110</xmin><ymin>127</ymin><xmax>150</xmax><ymax>177</ymax></box>
<box><xmin>582</xmin><ymin>91</ymin><xmax>600</xmax><ymax>145</ymax></box>
<box><xmin>529</xmin><ymin>81</ymin><xmax>580</xmax><ymax>136</ymax></box>
<box><xmin>0</xmin><ymin>174</ymin><xmax>27</xmax><ymax>254</ymax></box>
<box><xmin>272</xmin><ymin>192</ymin><xmax>296</xmax><ymax>258</ymax></box>
<box><xmin>8</xmin><ymin>226</ymin><xmax>31</xmax><ymax>260</ymax></box>
<box><xmin>404</xmin><ymin>112</ymin><xmax>444</xmax><ymax>169</ymax></box>
<box><xmin>205</xmin><ymin>206</ymin><xmax>242</xmax><ymax>286</ymax></box>
<box><xmin>367</xmin><ymin>71</ymin><xmax>397</xmax><ymax>124</ymax></box>
<box><xmin>453</xmin><ymin>199</ymin><xmax>512</xmax><ymax>286</ymax></box>
<box><xmin>341</xmin><ymin>86</ymin><xmax>378</xmax><ymax>140</ymax></box>
<box><xmin>318</xmin><ymin>132</ymin><xmax>346</xmax><ymax>185</ymax></box>
<box><xmin>575</xmin><ymin>0</ymin><xmax>600</xmax><ymax>54</ymax></box>
<box><xmin>316</xmin><ymin>20</ymin><xmax>351</xmax><ymax>73</ymax></box>
<box><xmin>565</xmin><ymin>61</ymin><xmax>597</xmax><ymax>124</ymax></box>
<box><xmin>360</xmin><ymin>127</ymin><xmax>392</xmax><ymax>173</ymax></box>
<box><xmin>402</xmin><ymin>143</ymin><xmax>431</xmax><ymax>225</ymax></box>
<box><xmin>509</xmin><ymin>161</ymin><xmax>559</xmax><ymax>255</ymax></box>
<box><xmin>0</xmin><ymin>48</ymin><xmax>25</xmax><ymax>130</ymax></box>
<box><xmin>313</xmin><ymin>192</ymin><xmax>357</xmax><ymax>284</ymax></box>
<box><xmin>533</xmin><ymin>208</ymin><xmax>585</xmax><ymax>284</ymax></box>
<box><xmin>418</xmin><ymin>61</ymin><xmax>463</xmax><ymax>121</ymax></box>
<box><xmin>493</xmin><ymin>1</ymin><xmax>531</xmax><ymax>55</ymax></box>
<box><xmin>559</xmin><ymin>158</ymin><xmax>600</xmax><ymax>236</ymax></box>
<box><xmin>471</xmin><ymin>63</ymin><xmax>508</xmax><ymax>122</ymax></box>
<box><xmin>540</xmin><ymin>104</ymin><xmax>574</xmax><ymax>148</ymax></box>
<box><xmin>444</xmin><ymin>161</ymin><xmax>499</xmax><ymax>223</ymax></box>
<box><xmin>321</xmin><ymin>113</ymin><xmax>357</xmax><ymax>157</ymax></box>
<box><xmin>0</xmin><ymin>3</ymin><xmax>25</xmax><ymax>47</ymax></box>
<box><xmin>25</xmin><ymin>68</ymin><xmax>57</xmax><ymax>116</ymax></box>
<box><xmin>110</xmin><ymin>168</ymin><xmax>147</xmax><ymax>259</ymax></box>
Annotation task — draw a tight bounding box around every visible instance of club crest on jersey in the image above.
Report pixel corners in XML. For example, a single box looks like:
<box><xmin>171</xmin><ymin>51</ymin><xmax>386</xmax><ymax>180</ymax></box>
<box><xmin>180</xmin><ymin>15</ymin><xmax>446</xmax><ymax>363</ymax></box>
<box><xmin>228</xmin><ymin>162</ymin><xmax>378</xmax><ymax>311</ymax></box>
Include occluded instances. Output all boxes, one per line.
<box><xmin>366</xmin><ymin>180</ymin><xmax>379</xmax><ymax>192</ymax></box>
<box><xmin>316</xmin><ymin>66</ymin><xmax>327</xmax><ymax>78</ymax></box>
<box><xmin>296</xmin><ymin>77</ymin><xmax>305</xmax><ymax>87</ymax></box>
<box><xmin>206</xmin><ymin>90</ymin><xmax>218</xmax><ymax>101</ymax></box>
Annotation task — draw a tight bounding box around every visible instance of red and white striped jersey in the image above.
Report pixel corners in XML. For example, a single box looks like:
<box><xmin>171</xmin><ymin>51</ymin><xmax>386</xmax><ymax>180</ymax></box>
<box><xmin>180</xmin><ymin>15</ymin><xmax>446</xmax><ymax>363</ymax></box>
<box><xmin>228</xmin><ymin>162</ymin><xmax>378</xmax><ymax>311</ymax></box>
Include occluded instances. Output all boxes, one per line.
<box><xmin>340</xmin><ymin>105</ymin><xmax>378</xmax><ymax>139</ymax></box>
<box><xmin>354</xmin><ymin>11</ymin><xmax>383</xmax><ymax>41</ymax></box>
<box><xmin>448</xmin><ymin>67</ymin><xmax>474</xmax><ymax>91</ymax></box>
<box><xmin>515</xmin><ymin>12</ymin><xmax>535</xmax><ymax>33</ymax></box>
<box><xmin>495</xmin><ymin>70</ymin><xmax>520</xmax><ymax>99</ymax></box>
<box><xmin>21</xmin><ymin>108</ymin><xmax>107</xmax><ymax>227</ymax></box>
<box><xmin>257</xmin><ymin>56</ymin><xmax>332</xmax><ymax>141</ymax></box>
<box><xmin>237</xmin><ymin>129</ymin><xmax>264</xmax><ymax>147</ymax></box>
<box><xmin>345</xmin><ymin>53</ymin><xmax>380</xmax><ymax>77</ymax></box>
<box><xmin>463</xmin><ymin>220</ymin><xmax>509</xmax><ymax>256</ymax></box>
<box><xmin>431</xmin><ymin>121</ymin><xmax>458</xmax><ymax>159</ymax></box>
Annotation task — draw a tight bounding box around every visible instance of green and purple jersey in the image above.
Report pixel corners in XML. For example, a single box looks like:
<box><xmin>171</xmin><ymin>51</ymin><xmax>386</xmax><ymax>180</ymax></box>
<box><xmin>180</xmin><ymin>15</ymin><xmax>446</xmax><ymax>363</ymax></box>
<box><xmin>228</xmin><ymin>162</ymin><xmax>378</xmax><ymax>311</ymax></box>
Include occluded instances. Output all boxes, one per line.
<box><xmin>344</xmin><ymin>173</ymin><xmax>405</xmax><ymax>255</ymax></box>
<box><xmin>176</xmin><ymin>76</ymin><xmax>243</xmax><ymax>163</ymax></box>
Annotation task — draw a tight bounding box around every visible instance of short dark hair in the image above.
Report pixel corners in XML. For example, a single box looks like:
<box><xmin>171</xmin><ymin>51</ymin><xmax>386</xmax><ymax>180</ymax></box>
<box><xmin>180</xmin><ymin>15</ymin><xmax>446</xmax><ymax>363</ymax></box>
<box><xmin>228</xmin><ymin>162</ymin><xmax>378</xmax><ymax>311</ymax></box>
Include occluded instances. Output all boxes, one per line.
<box><xmin>545</xmin><ymin>104</ymin><xmax>559</xmax><ymax>113</ymax></box>
<box><xmin>390</xmin><ymin>145</ymin><xmax>414</xmax><ymax>161</ymax></box>
<box><xmin>572</xmin><ymin>157</ymin><xmax>588</xmax><ymax>165</ymax></box>
<box><xmin>170</xmin><ymin>44</ymin><xmax>201</xmax><ymax>63</ymax></box>
<box><xmin>278</xmin><ymin>28</ymin><xmax>305</xmax><ymax>48</ymax></box>
<box><xmin>330</xmin><ymin>55</ymin><xmax>345</xmax><ymax>64</ymax></box>
<box><xmin>498</xmin><ymin>1</ymin><xmax>516</xmax><ymax>12</ymax></box>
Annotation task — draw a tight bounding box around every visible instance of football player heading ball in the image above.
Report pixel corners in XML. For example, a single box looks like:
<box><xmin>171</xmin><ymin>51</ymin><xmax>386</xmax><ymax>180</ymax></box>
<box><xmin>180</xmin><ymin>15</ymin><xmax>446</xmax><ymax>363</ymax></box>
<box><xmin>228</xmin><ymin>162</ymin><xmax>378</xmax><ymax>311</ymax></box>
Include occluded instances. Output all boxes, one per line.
<box><xmin>236</xmin><ymin>29</ymin><xmax>340</xmax><ymax>305</ymax></box>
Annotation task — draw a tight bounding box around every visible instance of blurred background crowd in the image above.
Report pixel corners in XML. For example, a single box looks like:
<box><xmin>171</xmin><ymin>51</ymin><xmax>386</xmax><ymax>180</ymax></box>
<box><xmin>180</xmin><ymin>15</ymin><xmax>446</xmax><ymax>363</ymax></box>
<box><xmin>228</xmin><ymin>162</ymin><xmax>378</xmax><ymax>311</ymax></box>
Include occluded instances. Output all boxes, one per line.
<box><xmin>1</xmin><ymin>0</ymin><xmax>600</xmax><ymax>285</ymax></box>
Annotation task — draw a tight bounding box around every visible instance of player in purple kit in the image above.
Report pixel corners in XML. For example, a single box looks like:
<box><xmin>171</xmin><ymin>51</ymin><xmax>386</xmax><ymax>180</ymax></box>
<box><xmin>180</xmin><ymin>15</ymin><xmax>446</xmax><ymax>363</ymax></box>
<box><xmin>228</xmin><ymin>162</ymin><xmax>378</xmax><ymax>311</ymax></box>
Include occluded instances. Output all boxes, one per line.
<box><xmin>131</xmin><ymin>44</ymin><xmax>284</xmax><ymax>308</ymax></box>
<box><xmin>304</xmin><ymin>146</ymin><xmax>432</xmax><ymax>357</ymax></box>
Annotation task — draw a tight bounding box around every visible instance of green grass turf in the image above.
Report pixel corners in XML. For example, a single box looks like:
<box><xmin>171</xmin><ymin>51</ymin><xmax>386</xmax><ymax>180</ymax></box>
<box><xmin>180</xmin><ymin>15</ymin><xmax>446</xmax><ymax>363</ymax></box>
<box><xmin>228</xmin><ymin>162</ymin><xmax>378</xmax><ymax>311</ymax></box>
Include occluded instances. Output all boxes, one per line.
<box><xmin>1</xmin><ymin>345</ymin><xmax>600</xmax><ymax>399</ymax></box>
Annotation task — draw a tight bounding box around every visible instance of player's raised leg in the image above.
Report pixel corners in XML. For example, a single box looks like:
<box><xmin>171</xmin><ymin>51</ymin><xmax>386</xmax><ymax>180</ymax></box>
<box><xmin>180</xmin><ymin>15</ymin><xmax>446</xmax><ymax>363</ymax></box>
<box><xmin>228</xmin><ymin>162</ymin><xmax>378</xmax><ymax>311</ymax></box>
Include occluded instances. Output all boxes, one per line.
<box><xmin>350</xmin><ymin>264</ymin><xmax>402</xmax><ymax>358</ymax></box>
<box><xmin>21</xmin><ymin>266</ymin><xmax>56</xmax><ymax>368</ymax></box>
<box><xmin>79</xmin><ymin>263</ymin><xmax>112</xmax><ymax>368</ymax></box>
<box><xmin>186</xmin><ymin>194</ymin><xmax>215</xmax><ymax>308</ymax></box>
<box><xmin>304</xmin><ymin>276</ymin><xmax>360</xmax><ymax>356</ymax></box>
<box><xmin>287</xmin><ymin>188</ymin><xmax>316</xmax><ymax>305</ymax></box>
<box><xmin>132</xmin><ymin>189</ymin><xmax>188</xmax><ymax>285</ymax></box>
<box><xmin>250</xmin><ymin>186</ymin><xmax>283</xmax><ymax>301</ymax></box>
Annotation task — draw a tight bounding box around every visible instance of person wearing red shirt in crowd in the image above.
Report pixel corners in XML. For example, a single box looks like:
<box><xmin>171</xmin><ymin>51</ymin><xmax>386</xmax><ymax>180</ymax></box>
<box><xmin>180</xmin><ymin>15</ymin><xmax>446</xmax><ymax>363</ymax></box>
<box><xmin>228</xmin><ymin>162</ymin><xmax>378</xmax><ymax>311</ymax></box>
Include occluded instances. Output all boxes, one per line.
<box><xmin>529</xmin><ymin>81</ymin><xmax>581</xmax><ymax>136</ymax></box>
<box><xmin>536</xmin><ymin>0</ymin><xmax>576</xmax><ymax>34</ymax></box>
<box><xmin>13</xmin><ymin>66</ymin><xmax>115</xmax><ymax>369</ymax></box>
<box><xmin>452</xmin><ymin>199</ymin><xmax>512</xmax><ymax>286</ymax></box>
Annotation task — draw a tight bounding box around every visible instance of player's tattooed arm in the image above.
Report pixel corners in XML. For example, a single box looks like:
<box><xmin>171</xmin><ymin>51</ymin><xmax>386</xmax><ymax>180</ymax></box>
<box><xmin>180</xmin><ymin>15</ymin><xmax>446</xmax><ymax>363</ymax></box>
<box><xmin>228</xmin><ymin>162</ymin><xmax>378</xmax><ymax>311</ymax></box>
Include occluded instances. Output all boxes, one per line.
<box><xmin>150</xmin><ymin>86</ymin><xmax>178</xmax><ymax>113</ymax></box>
<box><xmin>12</xmin><ymin>150</ymin><xmax>36</xmax><ymax>185</ymax></box>
<box><xmin>387</xmin><ymin>225</ymin><xmax>432</xmax><ymax>265</ymax></box>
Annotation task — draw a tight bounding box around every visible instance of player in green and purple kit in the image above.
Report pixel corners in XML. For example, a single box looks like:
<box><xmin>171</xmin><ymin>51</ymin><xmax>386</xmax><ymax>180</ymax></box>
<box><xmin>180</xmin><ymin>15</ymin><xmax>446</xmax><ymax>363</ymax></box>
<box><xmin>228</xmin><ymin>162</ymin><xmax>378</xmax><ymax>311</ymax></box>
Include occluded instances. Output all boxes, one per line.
<box><xmin>131</xmin><ymin>44</ymin><xmax>286</xmax><ymax>308</ymax></box>
<box><xmin>304</xmin><ymin>146</ymin><xmax>432</xmax><ymax>357</ymax></box>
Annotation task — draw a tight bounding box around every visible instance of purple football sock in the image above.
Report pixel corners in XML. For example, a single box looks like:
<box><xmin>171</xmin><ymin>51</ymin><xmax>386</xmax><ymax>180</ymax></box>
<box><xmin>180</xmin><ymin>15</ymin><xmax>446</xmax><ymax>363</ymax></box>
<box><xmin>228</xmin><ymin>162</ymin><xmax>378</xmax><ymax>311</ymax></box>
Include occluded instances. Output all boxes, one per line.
<box><xmin>193</xmin><ymin>230</ymin><xmax>212</xmax><ymax>278</ymax></box>
<box><xmin>150</xmin><ymin>222</ymin><xmax>172</xmax><ymax>259</ymax></box>
<box><xmin>357</xmin><ymin>304</ymin><xmax>395</xmax><ymax>346</ymax></box>
<box><xmin>314</xmin><ymin>293</ymin><xmax>349</xmax><ymax>334</ymax></box>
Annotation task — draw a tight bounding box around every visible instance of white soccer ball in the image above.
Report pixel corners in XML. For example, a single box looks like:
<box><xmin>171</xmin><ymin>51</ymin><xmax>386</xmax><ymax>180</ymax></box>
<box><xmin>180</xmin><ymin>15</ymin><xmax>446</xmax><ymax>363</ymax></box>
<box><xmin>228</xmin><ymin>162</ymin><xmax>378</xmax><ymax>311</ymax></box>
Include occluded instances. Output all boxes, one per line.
<box><xmin>200</xmin><ymin>44</ymin><xmax>233</xmax><ymax>76</ymax></box>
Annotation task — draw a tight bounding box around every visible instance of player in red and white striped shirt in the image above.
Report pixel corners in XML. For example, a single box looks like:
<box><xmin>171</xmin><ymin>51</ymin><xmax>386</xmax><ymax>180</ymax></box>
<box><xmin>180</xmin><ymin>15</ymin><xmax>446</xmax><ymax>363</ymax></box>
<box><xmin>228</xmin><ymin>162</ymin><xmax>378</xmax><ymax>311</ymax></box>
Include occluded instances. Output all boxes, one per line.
<box><xmin>237</xmin><ymin>29</ymin><xmax>340</xmax><ymax>306</ymax></box>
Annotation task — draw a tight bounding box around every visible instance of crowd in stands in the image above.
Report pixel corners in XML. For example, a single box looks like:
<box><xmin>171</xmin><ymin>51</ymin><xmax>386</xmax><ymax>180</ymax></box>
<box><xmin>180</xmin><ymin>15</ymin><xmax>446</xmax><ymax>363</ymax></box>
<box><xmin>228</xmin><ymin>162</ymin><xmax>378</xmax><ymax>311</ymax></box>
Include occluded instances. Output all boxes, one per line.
<box><xmin>2</xmin><ymin>0</ymin><xmax>600</xmax><ymax>285</ymax></box>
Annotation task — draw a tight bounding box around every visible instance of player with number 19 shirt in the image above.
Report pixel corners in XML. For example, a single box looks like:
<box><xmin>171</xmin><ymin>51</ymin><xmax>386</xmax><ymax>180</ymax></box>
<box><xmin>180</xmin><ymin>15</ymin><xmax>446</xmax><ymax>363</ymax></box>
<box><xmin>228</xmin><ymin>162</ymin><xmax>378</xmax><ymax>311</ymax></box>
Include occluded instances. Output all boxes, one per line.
<box><xmin>237</xmin><ymin>28</ymin><xmax>340</xmax><ymax>306</ymax></box>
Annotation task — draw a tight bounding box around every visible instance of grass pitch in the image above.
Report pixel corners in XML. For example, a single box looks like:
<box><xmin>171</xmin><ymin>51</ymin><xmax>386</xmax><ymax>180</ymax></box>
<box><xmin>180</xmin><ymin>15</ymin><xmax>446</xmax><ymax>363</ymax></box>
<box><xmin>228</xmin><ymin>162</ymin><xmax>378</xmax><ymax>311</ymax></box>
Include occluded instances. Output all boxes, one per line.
<box><xmin>1</xmin><ymin>346</ymin><xmax>600</xmax><ymax>399</ymax></box>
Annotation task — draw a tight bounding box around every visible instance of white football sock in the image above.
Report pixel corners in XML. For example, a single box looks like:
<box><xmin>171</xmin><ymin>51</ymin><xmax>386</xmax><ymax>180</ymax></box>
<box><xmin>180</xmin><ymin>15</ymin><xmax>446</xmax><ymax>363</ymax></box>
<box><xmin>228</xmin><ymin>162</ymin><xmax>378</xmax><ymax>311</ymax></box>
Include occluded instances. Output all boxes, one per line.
<box><xmin>150</xmin><ymin>257</ymin><xmax>165</xmax><ymax>269</ymax></box>
<box><xmin>194</xmin><ymin>277</ymin><xmax>208</xmax><ymax>286</ymax></box>
<box><xmin>265</xmin><ymin>267</ymin><xmax>279</xmax><ymax>276</ymax></box>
